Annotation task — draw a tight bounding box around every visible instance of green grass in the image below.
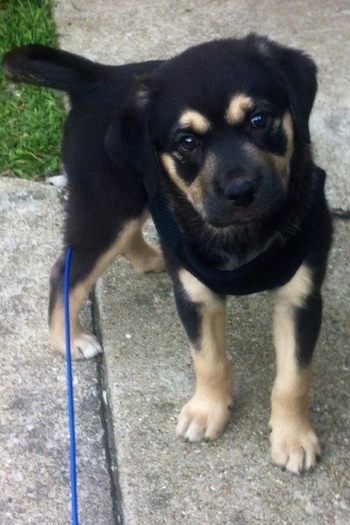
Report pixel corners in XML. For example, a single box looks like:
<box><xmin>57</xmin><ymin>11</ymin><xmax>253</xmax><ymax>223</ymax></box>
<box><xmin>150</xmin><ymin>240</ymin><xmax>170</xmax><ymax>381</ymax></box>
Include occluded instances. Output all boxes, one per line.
<box><xmin>0</xmin><ymin>0</ymin><xmax>65</xmax><ymax>179</ymax></box>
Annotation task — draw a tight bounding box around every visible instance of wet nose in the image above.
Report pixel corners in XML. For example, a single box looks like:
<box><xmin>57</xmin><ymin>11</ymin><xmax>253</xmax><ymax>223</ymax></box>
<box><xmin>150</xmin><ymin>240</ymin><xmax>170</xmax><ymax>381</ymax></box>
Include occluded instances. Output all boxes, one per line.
<box><xmin>225</xmin><ymin>178</ymin><xmax>257</xmax><ymax>207</ymax></box>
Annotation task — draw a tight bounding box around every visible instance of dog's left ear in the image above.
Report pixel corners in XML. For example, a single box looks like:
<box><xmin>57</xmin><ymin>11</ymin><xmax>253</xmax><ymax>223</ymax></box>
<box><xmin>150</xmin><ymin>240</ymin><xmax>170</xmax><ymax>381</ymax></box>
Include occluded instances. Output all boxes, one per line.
<box><xmin>272</xmin><ymin>41</ymin><xmax>317</xmax><ymax>143</ymax></box>
<box><xmin>104</xmin><ymin>81</ymin><xmax>159</xmax><ymax>198</ymax></box>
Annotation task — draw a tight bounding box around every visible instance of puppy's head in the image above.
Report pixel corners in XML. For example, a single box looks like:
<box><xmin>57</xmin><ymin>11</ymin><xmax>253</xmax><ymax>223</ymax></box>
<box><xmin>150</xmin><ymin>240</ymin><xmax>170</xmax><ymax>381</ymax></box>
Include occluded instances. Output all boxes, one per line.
<box><xmin>106</xmin><ymin>34</ymin><xmax>317</xmax><ymax>229</ymax></box>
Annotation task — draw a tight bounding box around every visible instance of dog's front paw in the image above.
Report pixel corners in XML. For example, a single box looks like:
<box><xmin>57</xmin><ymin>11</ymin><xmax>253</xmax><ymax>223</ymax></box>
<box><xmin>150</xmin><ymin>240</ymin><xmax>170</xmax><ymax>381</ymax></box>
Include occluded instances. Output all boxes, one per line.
<box><xmin>270</xmin><ymin>420</ymin><xmax>321</xmax><ymax>474</ymax></box>
<box><xmin>176</xmin><ymin>392</ymin><xmax>232</xmax><ymax>442</ymax></box>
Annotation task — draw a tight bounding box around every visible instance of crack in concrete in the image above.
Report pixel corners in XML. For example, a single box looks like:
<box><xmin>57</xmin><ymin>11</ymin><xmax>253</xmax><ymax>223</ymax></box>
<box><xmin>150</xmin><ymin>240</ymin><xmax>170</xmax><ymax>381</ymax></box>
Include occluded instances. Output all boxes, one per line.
<box><xmin>89</xmin><ymin>289</ymin><xmax>124</xmax><ymax>525</ymax></box>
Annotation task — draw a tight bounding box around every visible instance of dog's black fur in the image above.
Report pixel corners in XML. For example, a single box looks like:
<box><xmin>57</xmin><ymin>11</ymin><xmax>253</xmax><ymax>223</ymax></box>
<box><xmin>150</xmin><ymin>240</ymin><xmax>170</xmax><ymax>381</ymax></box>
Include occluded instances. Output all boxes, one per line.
<box><xmin>3</xmin><ymin>35</ymin><xmax>332</xmax><ymax>474</ymax></box>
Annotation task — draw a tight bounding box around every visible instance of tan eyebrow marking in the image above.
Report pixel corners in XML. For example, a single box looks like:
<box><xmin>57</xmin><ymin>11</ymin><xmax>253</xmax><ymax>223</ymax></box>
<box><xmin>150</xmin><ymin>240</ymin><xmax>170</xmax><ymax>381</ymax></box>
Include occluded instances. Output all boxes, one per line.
<box><xmin>225</xmin><ymin>94</ymin><xmax>254</xmax><ymax>125</ymax></box>
<box><xmin>178</xmin><ymin>110</ymin><xmax>211</xmax><ymax>134</ymax></box>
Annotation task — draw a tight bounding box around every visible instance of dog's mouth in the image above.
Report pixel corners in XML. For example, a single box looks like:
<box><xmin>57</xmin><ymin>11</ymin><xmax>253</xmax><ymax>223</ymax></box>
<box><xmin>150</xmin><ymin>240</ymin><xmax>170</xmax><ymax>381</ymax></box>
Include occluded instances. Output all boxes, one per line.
<box><xmin>204</xmin><ymin>207</ymin><xmax>265</xmax><ymax>228</ymax></box>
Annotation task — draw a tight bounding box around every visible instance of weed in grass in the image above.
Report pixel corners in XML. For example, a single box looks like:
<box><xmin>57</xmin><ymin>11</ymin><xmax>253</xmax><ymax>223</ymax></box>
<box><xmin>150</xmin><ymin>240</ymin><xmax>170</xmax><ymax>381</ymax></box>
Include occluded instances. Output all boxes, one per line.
<box><xmin>0</xmin><ymin>0</ymin><xmax>65</xmax><ymax>179</ymax></box>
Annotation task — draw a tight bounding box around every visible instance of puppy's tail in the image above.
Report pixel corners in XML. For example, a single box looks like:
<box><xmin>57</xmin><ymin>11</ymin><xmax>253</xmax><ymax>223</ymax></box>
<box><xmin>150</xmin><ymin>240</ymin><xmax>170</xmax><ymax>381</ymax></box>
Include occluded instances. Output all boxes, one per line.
<box><xmin>2</xmin><ymin>44</ymin><xmax>101</xmax><ymax>93</ymax></box>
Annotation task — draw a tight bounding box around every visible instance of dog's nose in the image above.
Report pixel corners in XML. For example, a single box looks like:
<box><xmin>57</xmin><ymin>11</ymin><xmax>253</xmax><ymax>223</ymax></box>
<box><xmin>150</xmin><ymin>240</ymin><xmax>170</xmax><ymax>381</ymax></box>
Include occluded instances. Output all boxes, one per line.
<box><xmin>225</xmin><ymin>178</ymin><xmax>257</xmax><ymax>207</ymax></box>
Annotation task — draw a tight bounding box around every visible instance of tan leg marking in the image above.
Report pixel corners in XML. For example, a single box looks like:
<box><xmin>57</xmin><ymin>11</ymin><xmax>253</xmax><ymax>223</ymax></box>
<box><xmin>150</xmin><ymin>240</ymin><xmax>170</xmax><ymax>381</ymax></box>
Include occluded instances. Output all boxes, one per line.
<box><xmin>270</xmin><ymin>265</ymin><xmax>320</xmax><ymax>473</ymax></box>
<box><xmin>50</xmin><ymin>214</ymin><xmax>164</xmax><ymax>360</ymax></box>
<box><xmin>176</xmin><ymin>270</ymin><xmax>233</xmax><ymax>441</ymax></box>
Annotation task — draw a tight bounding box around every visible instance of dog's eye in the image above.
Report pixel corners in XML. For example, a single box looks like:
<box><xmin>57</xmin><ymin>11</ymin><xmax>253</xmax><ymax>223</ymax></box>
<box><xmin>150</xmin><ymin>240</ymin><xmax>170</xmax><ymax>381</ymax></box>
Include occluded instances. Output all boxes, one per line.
<box><xmin>178</xmin><ymin>134</ymin><xmax>198</xmax><ymax>153</ymax></box>
<box><xmin>250</xmin><ymin>113</ymin><xmax>270</xmax><ymax>130</ymax></box>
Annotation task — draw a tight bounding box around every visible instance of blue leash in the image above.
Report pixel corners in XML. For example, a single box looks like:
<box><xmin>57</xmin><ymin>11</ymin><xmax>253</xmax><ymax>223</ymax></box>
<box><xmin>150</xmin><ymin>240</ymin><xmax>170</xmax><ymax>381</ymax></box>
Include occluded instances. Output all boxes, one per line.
<box><xmin>64</xmin><ymin>247</ymin><xmax>79</xmax><ymax>525</ymax></box>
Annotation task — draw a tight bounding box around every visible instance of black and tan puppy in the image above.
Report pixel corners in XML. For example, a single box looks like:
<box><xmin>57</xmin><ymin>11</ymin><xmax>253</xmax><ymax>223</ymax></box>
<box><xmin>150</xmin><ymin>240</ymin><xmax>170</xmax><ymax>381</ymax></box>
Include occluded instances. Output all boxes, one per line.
<box><xmin>3</xmin><ymin>34</ymin><xmax>332</xmax><ymax>474</ymax></box>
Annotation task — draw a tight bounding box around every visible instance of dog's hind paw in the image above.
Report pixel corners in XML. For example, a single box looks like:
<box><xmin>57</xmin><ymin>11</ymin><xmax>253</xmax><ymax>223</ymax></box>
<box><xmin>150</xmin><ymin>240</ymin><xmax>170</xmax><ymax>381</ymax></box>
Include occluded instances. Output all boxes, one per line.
<box><xmin>140</xmin><ymin>244</ymin><xmax>166</xmax><ymax>273</ymax></box>
<box><xmin>70</xmin><ymin>332</ymin><xmax>103</xmax><ymax>360</ymax></box>
<box><xmin>124</xmin><ymin>234</ymin><xmax>166</xmax><ymax>274</ymax></box>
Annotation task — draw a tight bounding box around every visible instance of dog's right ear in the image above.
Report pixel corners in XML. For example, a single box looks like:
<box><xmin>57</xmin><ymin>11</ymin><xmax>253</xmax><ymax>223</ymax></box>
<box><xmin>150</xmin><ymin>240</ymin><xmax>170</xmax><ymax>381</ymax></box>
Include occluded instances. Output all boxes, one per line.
<box><xmin>104</xmin><ymin>81</ymin><xmax>159</xmax><ymax>198</ymax></box>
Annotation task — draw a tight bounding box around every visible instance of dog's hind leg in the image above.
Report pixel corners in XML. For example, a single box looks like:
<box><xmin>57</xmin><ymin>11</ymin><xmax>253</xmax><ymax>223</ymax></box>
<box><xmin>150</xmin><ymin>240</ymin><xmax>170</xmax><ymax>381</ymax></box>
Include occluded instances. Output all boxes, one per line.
<box><xmin>49</xmin><ymin>211</ymin><xmax>165</xmax><ymax>360</ymax></box>
<box><xmin>121</xmin><ymin>216</ymin><xmax>165</xmax><ymax>274</ymax></box>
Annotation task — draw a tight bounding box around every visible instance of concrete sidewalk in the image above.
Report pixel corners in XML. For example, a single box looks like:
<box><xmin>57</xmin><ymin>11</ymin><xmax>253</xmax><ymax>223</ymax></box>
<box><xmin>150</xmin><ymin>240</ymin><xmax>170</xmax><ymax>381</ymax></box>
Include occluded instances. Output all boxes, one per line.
<box><xmin>1</xmin><ymin>1</ymin><xmax>350</xmax><ymax>524</ymax></box>
<box><xmin>0</xmin><ymin>179</ymin><xmax>114</xmax><ymax>524</ymax></box>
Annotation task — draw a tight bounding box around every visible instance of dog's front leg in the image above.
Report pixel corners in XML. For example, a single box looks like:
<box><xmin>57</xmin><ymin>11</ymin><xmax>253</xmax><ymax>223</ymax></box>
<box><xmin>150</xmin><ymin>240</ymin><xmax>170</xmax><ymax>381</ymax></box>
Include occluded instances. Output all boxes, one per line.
<box><xmin>270</xmin><ymin>264</ymin><xmax>322</xmax><ymax>474</ymax></box>
<box><xmin>173</xmin><ymin>269</ymin><xmax>233</xmax><ymax>442</ymax></box>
